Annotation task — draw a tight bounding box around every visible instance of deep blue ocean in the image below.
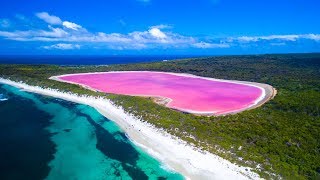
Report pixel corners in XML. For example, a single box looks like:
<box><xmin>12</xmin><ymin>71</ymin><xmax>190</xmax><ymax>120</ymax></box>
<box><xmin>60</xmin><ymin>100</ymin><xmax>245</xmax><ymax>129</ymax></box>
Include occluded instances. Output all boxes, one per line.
<box><xmin>0</xmin><ymin>84</ymin><xmax>183</xmax><ymax>180</ymax></box>
<box><xmin>0</xmin><ymin>55</ymin><xmax>198</xmax><ymax>65</ymax></box>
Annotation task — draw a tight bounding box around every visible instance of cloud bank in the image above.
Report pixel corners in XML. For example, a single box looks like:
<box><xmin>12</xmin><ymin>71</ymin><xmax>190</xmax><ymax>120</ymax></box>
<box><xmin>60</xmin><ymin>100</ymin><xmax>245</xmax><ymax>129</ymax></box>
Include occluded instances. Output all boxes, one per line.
<box><xmin>0</xmin><ymin>11</ymin><xmax>319</xmax><ymax>51</ymax></box>
<box><xmin>42</xmin><ymin>43</ymin><xmax>80</xmax><ymax>50</ymax></box>
<box><xmin>235</xmin><ymin>34</ymin><xmax>320</xmax><ymax>42</ymax></box>
<box><xmin>36</xmin><ymin>12</ymin><xmax>62</xmax><ymax>25</ymax></box>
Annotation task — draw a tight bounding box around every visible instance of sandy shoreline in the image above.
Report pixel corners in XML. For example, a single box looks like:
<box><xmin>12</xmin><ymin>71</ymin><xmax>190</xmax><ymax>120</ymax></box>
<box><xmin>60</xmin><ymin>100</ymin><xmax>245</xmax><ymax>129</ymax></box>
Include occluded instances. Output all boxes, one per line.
<box><xmin>51</xmin><ymin>71</ymin><xmax>276</xmax><ymax>116</ymax></box>
<box><xmin>0</xmin><ymin>78</ymin><xmax>260</xmax><ymax>180</ymax></box>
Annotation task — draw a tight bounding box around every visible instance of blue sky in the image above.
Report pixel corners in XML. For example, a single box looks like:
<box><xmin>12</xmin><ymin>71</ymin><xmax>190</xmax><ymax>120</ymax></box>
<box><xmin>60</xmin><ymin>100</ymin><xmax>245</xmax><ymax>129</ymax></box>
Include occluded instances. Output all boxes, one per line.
<box><xmin>0</xmin><ymin>0</ymin><xmax>319</xmax><ymax>55</ymax></box>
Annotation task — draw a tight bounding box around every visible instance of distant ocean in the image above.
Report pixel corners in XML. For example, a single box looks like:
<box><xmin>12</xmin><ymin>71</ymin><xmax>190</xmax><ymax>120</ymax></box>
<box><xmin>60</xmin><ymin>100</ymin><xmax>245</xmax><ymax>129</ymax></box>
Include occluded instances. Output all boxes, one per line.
<box><xmin>0</xmin><ymin>55</ymin><xmax>198</xmax><ymax>65</ymax></box>
<box><xmin>0</xmin><ymin>84</ymin><xmax>183</xmax><ymax>180</ymax></box>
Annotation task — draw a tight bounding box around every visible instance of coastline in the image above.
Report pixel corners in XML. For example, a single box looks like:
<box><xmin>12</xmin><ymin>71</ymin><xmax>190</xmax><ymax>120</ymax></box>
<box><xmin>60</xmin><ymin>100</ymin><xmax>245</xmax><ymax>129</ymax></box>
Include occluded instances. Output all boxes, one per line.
<box><xmin>51</xmin><ymin>71</ymin><xmax>276</xmax><ymax>116</ymax></box>
<box><xmin>0</xmin><ymin>78</ymin><xmax>260</xmax><ymax>180</ymax></box>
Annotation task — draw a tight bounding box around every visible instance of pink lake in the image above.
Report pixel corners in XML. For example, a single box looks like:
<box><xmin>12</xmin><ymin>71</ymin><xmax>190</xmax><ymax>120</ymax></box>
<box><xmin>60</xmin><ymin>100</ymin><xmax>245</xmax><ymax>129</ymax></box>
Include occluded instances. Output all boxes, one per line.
<box><xmin>57</xmin><ymin>71</ymin><xmax>264</xmax><ymax>115</ymax></box>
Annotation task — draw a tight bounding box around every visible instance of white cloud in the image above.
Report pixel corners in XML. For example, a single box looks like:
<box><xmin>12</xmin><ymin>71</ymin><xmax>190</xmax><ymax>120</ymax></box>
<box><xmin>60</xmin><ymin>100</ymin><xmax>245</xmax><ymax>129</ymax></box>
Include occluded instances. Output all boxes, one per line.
<box><xmin>237</xmin><ymin>36</ymin><xmax>259</xmax><ymax>42</ymax></box>
<box><xmin>36</xmin><ymin>12</ymin><xmax>83</xmax><ymax>31</ymax></box>
<box><xmin>42</xmin><ymin>43</ymin><xmax>80</xmax><ymax>50</ymax></box>
<box><xmin>0</xmin><ymin>24</ymin><xmax>196</xmax><ymax>49</ymax></box>
<box><xmin>1</xmin><ymin>12</ymin><xmax>320</xmax><ymax>51</ymax></box>
<box><xmin>108</xmin><ymin>43</ymin><xmax>147</xmax><ymax>50</ymax></box>
<box><xmin>148</xmin><ymin>27</ymin><xmax>167</xmax><ymax>39</ymax></box>
<box><xmin>303</xmin><ymin>34</ymin><xmax>320</xmax><ymax>41</ymax></box>
<box><xmin>237</xmin><ymin>34</ymin><xmax>308</xmax><ymax>42</ymax></box>
<box><xmin>36</xmin><ymin>12</ymin><xmax>62</xmax><ymax>25</ymax></box>
<box><xmin>1</xmin><ymin>23</ymin><xmax>319</xmax><ymax>50</ymax></box>
<box><xmin>0</xmin><ymin>31</ymin><xmax>16</xmax><ymax>37</ymax></box>
<box><xmin>62</xmin><ymin>21</ymin><xmax>82</xmax><ymax>31</ymax></box>
<box><xmin>42</xmin><ymin>26</ymin><xmax>69</xmax><ymax>37</ymax></box>
<box><xmin>193</xmin><ymin>42</ymin><xmax>230</xmax><ymax>48</ymax></box>
<box><xmin>0</xmin><ymin>26</ymin><xmax>68</xmax><ymax>41</ymax></box>
<box><xmin>129</xmin><ymin>27</ymin><xmax>195</xmax><ymax>45</ymax></box>
<box><xmin>260</xmin><ymin>35</ymin><xmax>299</xmax><ymax>41</ymax></box>
<box><xmin>95</xmin><ymin>32</ymin><xmax>131</xmax><ymax>43</ymax></box>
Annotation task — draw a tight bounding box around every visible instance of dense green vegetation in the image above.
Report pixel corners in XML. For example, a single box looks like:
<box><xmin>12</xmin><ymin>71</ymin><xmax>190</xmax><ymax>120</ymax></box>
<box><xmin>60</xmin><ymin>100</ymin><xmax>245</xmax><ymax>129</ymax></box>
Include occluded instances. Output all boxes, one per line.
<box><xmin>0</xmin><ymin>53</ymin><xmax>319</xmax><ymax>179</ymax></box>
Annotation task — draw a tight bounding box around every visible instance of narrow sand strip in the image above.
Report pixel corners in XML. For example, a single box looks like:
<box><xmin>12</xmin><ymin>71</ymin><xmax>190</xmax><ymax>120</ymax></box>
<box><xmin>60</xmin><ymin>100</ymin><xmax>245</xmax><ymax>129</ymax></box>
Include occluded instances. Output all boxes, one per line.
<box><xmin>51</xmin><ymin>71</ymin><xmax>276</xmax><ymax>116</ymax></box>
<box><xmin>0</xmin><ymin>78</ymin><xmax>260</xmax><ymax>180</ymax></box>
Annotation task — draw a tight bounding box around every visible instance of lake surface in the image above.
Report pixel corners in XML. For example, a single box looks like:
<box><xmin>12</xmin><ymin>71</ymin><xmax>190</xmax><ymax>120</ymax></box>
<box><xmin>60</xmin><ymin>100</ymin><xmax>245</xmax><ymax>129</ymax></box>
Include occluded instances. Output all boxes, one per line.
<box><xmin>58</xmin><ymin>71</ymin><xmax>263</xmax><ymax>115</ymax></box>
<box><xmin>0</xmin><ymin>84</ymin><xmax>183</xmax><ymax>180</ymax></box>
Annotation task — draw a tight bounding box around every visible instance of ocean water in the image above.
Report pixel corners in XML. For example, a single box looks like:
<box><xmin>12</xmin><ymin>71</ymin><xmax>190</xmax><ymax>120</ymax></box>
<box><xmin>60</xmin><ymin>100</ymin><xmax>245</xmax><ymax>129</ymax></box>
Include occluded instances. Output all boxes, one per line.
<box><xmin>0</xmin><ymin>93</ymin><xmax>8</xmax><ymax>101</ymax></box>
<box><xmin>0</xmin><ymin>55</ymin><xmax>197</xmax><ymax>65</ymax></box>
<box><xmin>0</xmin><ymin>84</ymin><xmax>183</xmax><ymax>180</ymax></box>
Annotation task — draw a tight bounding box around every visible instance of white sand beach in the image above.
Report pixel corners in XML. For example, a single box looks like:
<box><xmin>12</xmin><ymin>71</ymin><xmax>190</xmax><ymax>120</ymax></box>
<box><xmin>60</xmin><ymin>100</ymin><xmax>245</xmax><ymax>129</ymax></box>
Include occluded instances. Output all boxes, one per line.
<box><xmin>0</xmin><ymin>78</ymin><xmax>261</xmax><ymax>180</ymax></box>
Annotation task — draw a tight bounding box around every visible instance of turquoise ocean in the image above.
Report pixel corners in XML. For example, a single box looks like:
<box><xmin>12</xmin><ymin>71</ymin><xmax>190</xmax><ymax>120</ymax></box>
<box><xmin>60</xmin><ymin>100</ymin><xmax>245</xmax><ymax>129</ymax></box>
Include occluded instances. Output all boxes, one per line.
<box><xmin>0</xmin><ymin>83</ymin><xmax>183</xmax><ymax>180</ymax></box>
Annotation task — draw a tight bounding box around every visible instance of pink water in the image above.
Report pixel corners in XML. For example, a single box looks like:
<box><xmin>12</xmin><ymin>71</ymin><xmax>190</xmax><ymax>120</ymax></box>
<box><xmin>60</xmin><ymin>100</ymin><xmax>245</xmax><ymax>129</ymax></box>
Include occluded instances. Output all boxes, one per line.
<box><xmin>58</xmin><ymin>72</ymin><xmax>263</xmax><ymax>115</ymax></box>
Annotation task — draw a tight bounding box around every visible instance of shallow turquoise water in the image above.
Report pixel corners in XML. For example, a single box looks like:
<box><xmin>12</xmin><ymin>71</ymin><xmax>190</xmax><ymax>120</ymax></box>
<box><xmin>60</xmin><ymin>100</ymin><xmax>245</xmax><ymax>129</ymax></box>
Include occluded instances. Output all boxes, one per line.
<box><xmin>0</xmin><ymin>84</ymin><xmax>183</xmax><ymax>180</ymax></box>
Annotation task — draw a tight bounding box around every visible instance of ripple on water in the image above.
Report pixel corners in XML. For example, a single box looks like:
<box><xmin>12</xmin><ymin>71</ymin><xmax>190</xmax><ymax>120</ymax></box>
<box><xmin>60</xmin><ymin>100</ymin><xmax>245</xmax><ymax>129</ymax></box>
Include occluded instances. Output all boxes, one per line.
<box><xmin>0</xmin><ymin>93</ymin><xmax>8</xmax><ymax>101</ymax></box>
